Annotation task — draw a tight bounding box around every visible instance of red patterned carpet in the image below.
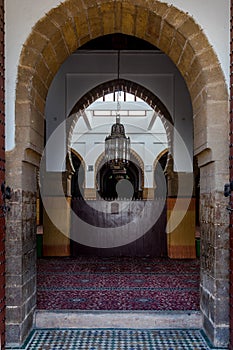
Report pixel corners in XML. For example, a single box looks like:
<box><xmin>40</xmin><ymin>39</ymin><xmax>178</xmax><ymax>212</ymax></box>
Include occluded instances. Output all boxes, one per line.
<box><xmin>37</xmin><ymin>256</ymin><xmax>200</xmax><ymax>311</ymax></box>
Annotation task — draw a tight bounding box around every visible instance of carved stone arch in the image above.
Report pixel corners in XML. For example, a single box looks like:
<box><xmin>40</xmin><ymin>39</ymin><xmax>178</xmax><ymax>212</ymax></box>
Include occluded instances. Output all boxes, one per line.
<box><xmin>153</xmin><ymin>148</ymin><xmax>169</xmax><ymax>173</ymax></box>
<box><xmin>70</xmin><ymin>148</ymin><xmax>86</xmax><ymax>171</ymax></box>
<box><xmin>15</xmin><ymin>0</ymin><xmax>228</xmax><ymax>162</ymax></box>
<box><xmin>6</xmin><ymin>0</ymin><xmax>229</xmax><ymax>347</ymax></box>
<box><xmin>152</xmin><ymin>148</ymin><xmax>169</xmax><ymax>194</ymax></box>
<box><xmin>70</xmin><ymin>148</ymin><xmax>86</xmax><ymax>196</ymax></box>
<box><xmin>70</xmin><ymin>78</ymin><xmax>173</xmax><ymax>123</ymax></box>
<box><xmin>67</xmin><ymin>78</ymin><xmax>173</xmax><ymax>157</ymax></box>
<box><xmin>94</xmin><ymin>148</ymin><xmax>145</xmax><ymax>193</ymax></box>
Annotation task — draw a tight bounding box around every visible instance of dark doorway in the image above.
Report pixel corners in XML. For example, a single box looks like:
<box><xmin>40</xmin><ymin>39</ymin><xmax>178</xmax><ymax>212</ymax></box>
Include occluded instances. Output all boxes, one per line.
<box><xmin>98</xmin><ymin>161</ymin><xmax>142</xmax><ymax>200</ymax></box>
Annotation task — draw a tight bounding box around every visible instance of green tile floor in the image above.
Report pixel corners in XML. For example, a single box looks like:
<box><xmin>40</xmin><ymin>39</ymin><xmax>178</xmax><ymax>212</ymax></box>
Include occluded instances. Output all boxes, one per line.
<box><xmin>6</xmin><ymin>328</ymin><xmax>228</xmax><ymax>350</ymax></box>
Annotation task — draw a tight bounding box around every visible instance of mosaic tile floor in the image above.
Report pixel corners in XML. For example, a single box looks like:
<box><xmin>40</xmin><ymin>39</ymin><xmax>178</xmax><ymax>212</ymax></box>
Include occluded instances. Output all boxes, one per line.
<box><xmin>6</xmin><ymin>329</ymin><xmax>227</xmax><ymax>350</ymax></box>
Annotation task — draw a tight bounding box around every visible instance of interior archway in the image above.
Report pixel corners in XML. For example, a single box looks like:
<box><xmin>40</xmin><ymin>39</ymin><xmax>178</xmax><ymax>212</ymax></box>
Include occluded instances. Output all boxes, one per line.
<box><xmin>6</xmin><ymin>1</ymin><xmax>229</xmax><ymax>347</ymax></box>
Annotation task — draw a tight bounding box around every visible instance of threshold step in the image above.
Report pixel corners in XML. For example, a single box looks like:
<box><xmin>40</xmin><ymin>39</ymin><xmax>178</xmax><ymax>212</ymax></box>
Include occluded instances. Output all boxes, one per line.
<box><xmin>34</xmin><ymin>310</ymin><xmax>202</xmax><ymax>329</ymax></box>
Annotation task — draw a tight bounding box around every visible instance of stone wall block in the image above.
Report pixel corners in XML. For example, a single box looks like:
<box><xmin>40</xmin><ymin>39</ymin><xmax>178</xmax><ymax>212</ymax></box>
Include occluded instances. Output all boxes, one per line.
<box><xmin>6</xmin><ymin>286</ymin><xmax>22</xmax><ymax>307</ymax></box>
<box><xmin>48</xmin><ymin>6</ymin><xmax>67</xmax><ymax>29</ymax></box>
<box><xmin>24</xmin><ymin>30</ymin><xmax>48</xmax><ymax>53</ymax></box>
<box><xmin>100</xmin><ymin>2</ymin><xmax>115</xmax><ymax>35</ymax></box>
<box><xmin>177</xmin><ymin>17</ymin><xmax>201</xmax><ymax>39</ymax></box>
<box><xmin>192</xmin><ymin>93</ymin><xmax>203</xmax><ymax>116</ymax></box>
<box><xmin>34</xmin><ymin>16</ymin><xmax>59</xmax><ymax>41</ymax></box>
<box><xmin>24</xmin><ymin>292</ymin><xmax>36</xmax><ymax>318</ymax></box>
<box><xmin>206</xmin><ymin>102</ymin><xmax>228</xmax><ymax>126</ymax></box>
<box><xmin>158</xmin><ymin>20</ymin><xmax>174</xmax><ymax>55</ymax></box>
<box><xmin>31</xmin><ymin>90</ymin><xmax>46</xmax><ymax>117</ymax></box>
<box><xmin>203</xmin><ymin>313</ymin><xmax>229</xmax><ymax>348</ymax></box>
<box><xmin>15</xmin><ymin>103</ymin><xmax>32</xmax><ymax>127</ymax></box>
<box><xmin>189</xmin><ymin>31</ymin><xmax>210</xmax><ymax>54</ymax></box>
<box><xmin>73</xmin><ymin>13</ymin><xmax>90</xmax><ymax>42</ymax></box>
<box><xmin>41</xmin><ymin>43</ymin><xmax>59</xmax><ymax>76</ymax></box>
<box><xmin>168</xmin><ymin>33</ymin><xmax>185</xmax><ymax>65</ymax></box>
<box><xmin>34</xmin><ymin>59</ymin><xmax>50</xmax><ymax>88</ymax></box>
<box><xmin>7</xmin><ymin>186</ymin><xmax>22</xmax><ymax>204</ymax></box>
<box><xmin>185</xmin><ymin>56</ymin><xmax>202</xmax><ymax>91</ymax></box>
<box><xmin>88</xmin><ymin>6</ymin><xmax>103</xmax><ymax>38</ymax></box>
<box><xmin>213</xmin><ymin>227</ymin><xmax>229</xmax><ymax>250</ymax></box>
<box><xmin>114</xmin><ymin>2</ymin><xmax>122</xmax><ymax>32</ymax></box>
<box><xmin>200</xmin><ymin>286</ymin><xmax>210</xmax><ymax>314</ymax></box>
<box><xmin>8</xmin><ymin>202</ymin><xmax>23</xmax><ymax>223</ymax></box>
<box><xmin>135</xmin><ymin>7</ymin><xmax>148</xmax><ymax>39</ymax></box>
<box><xmin>177</xmin><ymin>42</ymin><xmax>195</xmax><ymax>76</ymax></box>
<box><xmin>189</xmin><ymin>72</ymin><xmax>206</xmax><ymax>105</ymax></box>
<box><xmin>216</xmin><ymin>279</ymin><xmax>229</xmax><ymax>299</ymax></box>
<box><xmin>209</xmin><ymin>296</ymin><xmax>229</xmax><ymax>324</ymax></box>
<box><xmin>202</xmin><ymin>83</ymin><xmax>229</xmax><ymax>104</ymax></box>
<box><xmin>29</xmin><ymin>129</ymin><xmax>44</xmax><ymax>155</ymax></box>
<box><xmin>22</xmin><ymin>264</ymin><xmax>36</xmax><ymax>286</ymax></box>
<box><xmin>164</xmin><ymin>6</ymin><xmax>187</xmax><ymax>29</ymax></box>
<box><xmin>22</xmin><ymin>276</ymin><xmax>36</xmax><ymax>303</ymax></box>
<box><xmin>53</xmin><ymin>38</ymin><xmax>70</xmax><ymax>66</ymax></box>
<box><xmin>6</xmin><ymin>220</ymin><xmax>22</xmax><ymax>241</ymax></box>
<box><xmin>22</xmin><ymin>249</ymin><xmax>36</xmax><ymax>277</ymax></box>
<box><xmin>203</xmin><ymin>65</ymin><xmax>227</xmax><ymax>88</ymax></box>
<box><xmin>61</xmin><ymin>21</ymin><xmax>78</xmax><ymax>54</ymax></box>
<box><xmin>6</xmin><ymin>325</ymin><xmax>20</xmax><ymax>345</ymax></box>
<box><xmin>32</xmin><ymin>74</ymin><xmax>48</xmax><ymax>102</ymax></box>
<box><xmin>22</xmin><ymin>226</ymin><xmax>36</xmax><ymax>255</ymax></box>
<box><xmin>145</xmin><ymin>11</ymin><xmax>161</xmax><ymax>46</ymax></box>
<box><xmin>121</xmin><ymin>2</ymin><xmax>136</xmax><ymax>35</ymax></box>
<box><xmin>146</xmin><ymin>1</ymin><xmax>169</xmax><ymax>17</ymax></box>
<box><xmin>63</xmin><ymin>0</ymin><xmax>83</xmax><ymax>16</ymax></box>
<box><xmin>203</xmin><ymin>314</ymin><xmax>215</xmax><ymax>345</ymax></box>
<box><xmin>80</xmin><ymin>0</ymin><xmax>98</xmax><ymax>8</ymax></box>
<box><xmin>19</xmin><ymin>47</ymin><xmax>40</xmax><ymax>70</ymax></box>
<box><xmin>20</xmin><ymin>310</ymin><xmax>35</xmax><ymax>347</ymax></box>
<box><xmin>6</xmin><ymin>239</ymin><xmax>22</xmax><ymax>257</ymax></box>
<box><xmin>5</xmin><ymin>256</ymin><xmax>22</xmax><ymax>276</ymax></box>
<box><xmin>200</xmin><ymin>239</ymin><xmax>214</xmax><ymax>276</ymax></box>
<box><xmin>5</xmin><ymin>274</ymin><xmax>22</xmax><ymax>286</ymax></box>
<box><xmin>16</xmin><ymin>83</ymin><xmax>32</xmax><ymax>103</ymax></box>
<box><xmin>197</xmin><ymin>48</ymin><xmax>219</xmax><ymax>71</ymax></box>
<box><xmin>6</xmin><ymin>305</ymin><xmax>25</xmax><ymax>324</ymax></box>
<box><xmin>201</xmin><ymin>273</ymin><xmax>215</xmax><ymax>296</ymax></box>
<box><xmin>212</xmin><ymin>327</ymin><xmax>229</xmax><ymax>348</ymax></box>
<box><xmin>215</xmin><ymin>248</ymin><xmax>229</xmax><ymax>280</ymax></box>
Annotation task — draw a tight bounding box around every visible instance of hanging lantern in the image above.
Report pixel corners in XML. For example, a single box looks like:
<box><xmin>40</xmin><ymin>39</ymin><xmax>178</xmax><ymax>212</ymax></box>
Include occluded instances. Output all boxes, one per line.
<box><xmin>105</xmin><ymin>114</ymin><xmax>130</xmax><ymax>173</ymax></box>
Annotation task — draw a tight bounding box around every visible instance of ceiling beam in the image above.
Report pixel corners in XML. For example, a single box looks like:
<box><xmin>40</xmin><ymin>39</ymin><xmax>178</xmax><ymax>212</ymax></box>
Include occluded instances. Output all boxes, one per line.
<box><xmin>82</xmin><ymin>110</ymin><xmax>92</xmax><ymax>130</ymax></box>
<box><xmin>147</xmin><ymin>111</ymin><xmax>158</xmax><ymax>130</ymax></box>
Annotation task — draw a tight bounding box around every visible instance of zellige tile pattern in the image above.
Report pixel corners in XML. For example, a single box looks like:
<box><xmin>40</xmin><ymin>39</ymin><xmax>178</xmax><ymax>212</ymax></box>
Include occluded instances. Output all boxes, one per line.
<box><xmin>6</xmin><ymin>328</ymin><xmax>225</xmax><ymax>350</ymax></box>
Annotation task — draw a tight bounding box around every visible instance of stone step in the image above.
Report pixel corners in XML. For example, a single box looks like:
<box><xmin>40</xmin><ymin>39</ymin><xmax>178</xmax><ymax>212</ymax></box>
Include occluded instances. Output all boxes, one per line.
<box><xmin>34</xmin><ymin>310</ymin><xmax>202</xmax><ymax>329</ymax></box>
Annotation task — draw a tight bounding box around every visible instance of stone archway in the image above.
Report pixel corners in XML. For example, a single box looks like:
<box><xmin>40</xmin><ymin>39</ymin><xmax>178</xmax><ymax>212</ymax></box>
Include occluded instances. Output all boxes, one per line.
<box><xmin>6</xmin><ymin>0</ymin><xmax>229</xmax><ymax>347</ymax></box>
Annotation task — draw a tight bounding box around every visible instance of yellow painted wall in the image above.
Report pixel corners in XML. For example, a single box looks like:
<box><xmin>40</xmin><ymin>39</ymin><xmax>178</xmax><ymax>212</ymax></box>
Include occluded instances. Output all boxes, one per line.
<box><xmin>43</xmin><ymin>197</ymin><xmax>71</xmax><ymax>256</ymax></box>
<box><xmin>167</xmin><ymin>198</ymin><xmax>196</xmax><ymax>259</ymax></box>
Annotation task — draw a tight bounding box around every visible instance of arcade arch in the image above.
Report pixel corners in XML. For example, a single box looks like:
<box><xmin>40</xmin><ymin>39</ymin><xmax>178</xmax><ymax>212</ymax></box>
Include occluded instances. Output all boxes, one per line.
<box><xmin>6</xmin><ymin>1</ymin><xmax>229</xmax><ymax>347</ymax></box>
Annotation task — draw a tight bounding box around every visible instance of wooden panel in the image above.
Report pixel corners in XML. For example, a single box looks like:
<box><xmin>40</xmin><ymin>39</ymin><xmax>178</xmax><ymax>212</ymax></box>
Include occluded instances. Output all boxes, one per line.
<box><xmin>167</xmin><ymin>198</ymin><xmax>196</xmax><ymax>259</ymax></box>
<box><xmin>43</xmin><ymin>197</ymin><xmax>71</xmax><ymax>256</ymax></box>
<box><xmin>70</xmin><ymin>199</ymin><xmax>167</xmax><ymax>257</ymax></box>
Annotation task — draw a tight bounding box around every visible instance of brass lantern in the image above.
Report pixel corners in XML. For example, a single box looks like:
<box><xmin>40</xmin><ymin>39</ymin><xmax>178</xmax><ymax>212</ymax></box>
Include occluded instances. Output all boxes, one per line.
<box><xmin>105</xmin><ymin>114</ymin><xmax>130</xmax><ymax>173</ymax></box>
